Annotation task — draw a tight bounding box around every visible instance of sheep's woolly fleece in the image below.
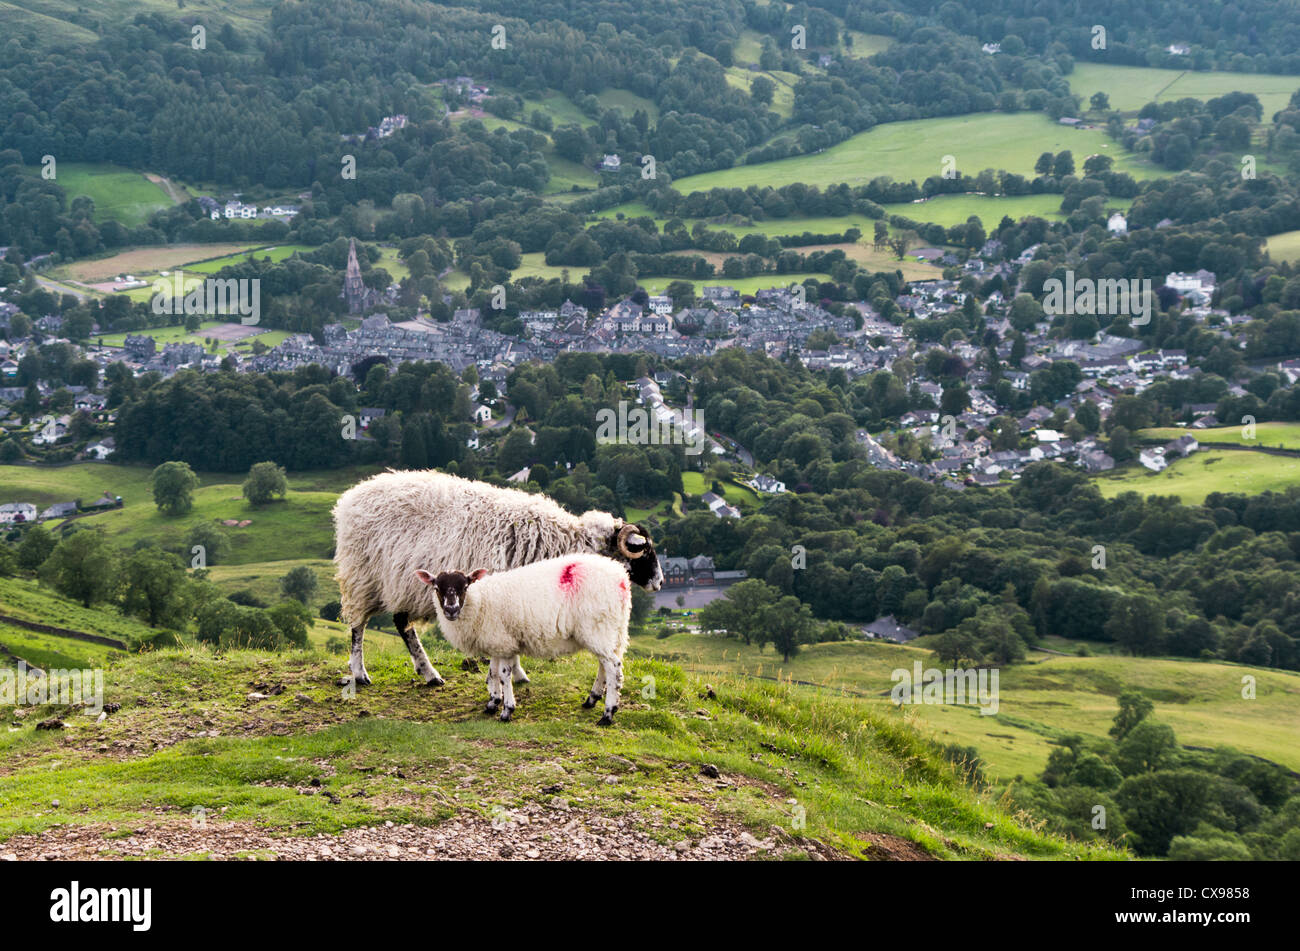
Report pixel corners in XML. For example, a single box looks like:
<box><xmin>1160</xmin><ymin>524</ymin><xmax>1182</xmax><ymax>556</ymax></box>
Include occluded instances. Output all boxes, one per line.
<box><xmin>428</xmin><ymin>554</ymin><xmax>632</xmax><ymax>662</ymax></box>
<box><xmin>333</xmin><ymin>469</ymin><xmax>641</xmax><ymax>627</ymax></box>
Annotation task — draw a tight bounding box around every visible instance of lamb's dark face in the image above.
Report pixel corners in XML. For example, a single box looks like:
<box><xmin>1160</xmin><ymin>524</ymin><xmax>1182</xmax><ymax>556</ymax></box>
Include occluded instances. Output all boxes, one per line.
<box><xmin>611</xmin><ymin>523</ymin><xmax>663</xmax><ymax>592</ymax></box>
<box><xmin>415</xmin><ymin>568</ymin><xmax>486</xmax><ymax>621</ymax></box>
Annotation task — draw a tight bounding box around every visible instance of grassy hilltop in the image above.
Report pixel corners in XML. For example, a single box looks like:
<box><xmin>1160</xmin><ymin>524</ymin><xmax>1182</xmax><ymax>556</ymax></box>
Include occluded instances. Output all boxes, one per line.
<box><xmin>0</xmin><ymin>627</ymin><xmax>1120</xmax><ymax>861</ymax></box>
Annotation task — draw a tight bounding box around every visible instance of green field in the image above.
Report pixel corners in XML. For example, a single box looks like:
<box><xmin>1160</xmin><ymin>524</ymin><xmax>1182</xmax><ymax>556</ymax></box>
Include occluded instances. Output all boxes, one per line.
<box><xmin>0</xmin><ymin>463</ymin><xmax>377</xmax><ymax>565</ymax></box>
<box><xmin>4</xmin><ymin>0</ymin><xmax>277</xmax><ymax>48</ymax></box>
<box><xmin>882</xmin><ymin>192</ymin><xmax>1079</xmax><ymax>227</ymax></box>
<box><xmin>183</xmin><ymin>244</ymin><xmax>316</xmax><ymax>275</ymax></box>
<box><xmin>673</xmin><ymin>113</ymin><xmax>1171</xmax><ymax>195</ymax></box>
<box><xmin>1266</xmin><ymin>230</ymin><xmax>1300</xmax><ymax>262</ymax></box>
<box><xmin>33</xmin><ymin>163</ymin><xmax>178</xmax><ymax>227</ymax></box>
<box><xmin>1095</xmin><ymin>449</ymin><xmax>1300</xmax><ymax>504</ymax></box>
<box><xmin>1068</xmin><ymin>62</ymin><xmax>1300</xmax><ymax>118</ymax></box>
<box><xmin>633</xmin><ymin>629</ymin><xmax>1300</xmax><ymax>780</ymax></box>
<box><xmin>1140</xmin><ymin>423</ymin><xmax>1300</xmax><ymax>450</ymax></box>
<box><xmin>681</xmin><ymin>472</ymin><xmax>761</xmax><ymax>508</ymax></box>
<box><xmin>92</xmin><ymin>321</ymin><xmax>290</xmax><ymax>356</ymax></box>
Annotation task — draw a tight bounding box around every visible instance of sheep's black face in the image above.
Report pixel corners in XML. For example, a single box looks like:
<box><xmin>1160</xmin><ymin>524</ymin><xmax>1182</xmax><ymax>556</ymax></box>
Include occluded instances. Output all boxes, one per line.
<box><xmin>612</xmin><ymin>523</ymin><xmax>663</xmax><ymax>592</ymax></box>
<box><xmin>415</xmin><ymin>568</ymin><xmax>486</xmax><ymax>621</ymax></box>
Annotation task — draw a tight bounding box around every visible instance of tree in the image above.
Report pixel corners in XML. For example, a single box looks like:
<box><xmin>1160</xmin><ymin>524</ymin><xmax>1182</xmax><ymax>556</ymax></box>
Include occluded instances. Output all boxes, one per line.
<box><xmin>1110</xmin><ymin>688</ymin><xmax>1155</xmax><ymax>739</ymax></box>
<box><xmin>699</xmin><ymin>579</ymin><xmax>779</xmax><ymax>644</ymax></box>
<box><xmin>1106</xmin><ymin>594</ymin><xmax>1165</xmax><ymax>655</ymax></box>
<box><xmin>16</xmin><ymin>525</ymin><xmax>56</xmax><ymax>570</ymax></box>
<box><xmin>186</xmin><ymin>522</ymin><xmax>231</xmax><ymax>566</ymax></box>
<box><xmin>763</xmin><ymin>595</ymin><xmax>814</xmax><ymax>661</ymax></box>
<box><xmin>39</xmin><ymin>530</ymin><xmax>118</xmax><ymax>607</ymax></box>
<box><xmin>1089</xmin><ymin>91</ymin><xmax>1110</xmax><ymax>112</ymax></box>
<box><xmin>280</xmin><ymin>565</ymin><xmax>319</xmax><ymax>606</ymax></box>
<box><xmin>121</xmin><ymin>547</ymin><xmax>189</xmax><ymax>627</ymax></box>
<box><xmin>1116</xmin><ymin>719</ymin><xmax>1178</xmax><ymax>776</ymax></box>
<box><xmin>268</xmin><ymin>600</ymin><xmax>312</xmax><ymax>648</ymax></box>
<box><xmin>151</xmin><ymin>461</ymin><xmax>200</xmax><ymax>515</ymax></box>
<box><xmin>750</xmin><ymin>76</ymin><xmax>775</xmax><ymax>106</ymax></box>
<box><xmin>242</xmin><ymin>461</ymin><xmax>288</xmax><ymax>505</ymax></box>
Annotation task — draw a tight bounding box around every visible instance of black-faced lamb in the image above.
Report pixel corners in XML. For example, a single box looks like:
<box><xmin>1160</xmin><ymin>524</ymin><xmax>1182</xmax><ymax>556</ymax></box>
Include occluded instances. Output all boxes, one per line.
<box><xmin>332</xmin><ymin>469</ymin><xmax>661</xmax><ymax>688</ymax></box>
<box><xmin>415</xmin><ymin>554</ymin><xmax>632</xmax><ymax>724</ymax></box>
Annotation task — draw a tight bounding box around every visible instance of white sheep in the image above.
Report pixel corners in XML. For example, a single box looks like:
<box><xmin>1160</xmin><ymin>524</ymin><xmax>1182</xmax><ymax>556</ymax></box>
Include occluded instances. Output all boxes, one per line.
<box><xmin>332</xmin><ymin>469</ymin><xmax>661</xmax><ymax>688</ymax></box>
<box><xmin>415</xmin><ymin>554</ymin><xmax>632</xmax><ymax>724</ymax></box>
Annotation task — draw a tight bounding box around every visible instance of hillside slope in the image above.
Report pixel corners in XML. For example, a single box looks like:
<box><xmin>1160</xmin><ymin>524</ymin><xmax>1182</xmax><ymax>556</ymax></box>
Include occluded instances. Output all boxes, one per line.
<box><xmin>0</xmin><ymin>642</ymin><xmax>1122</xmax><ymax>861</ymax></box>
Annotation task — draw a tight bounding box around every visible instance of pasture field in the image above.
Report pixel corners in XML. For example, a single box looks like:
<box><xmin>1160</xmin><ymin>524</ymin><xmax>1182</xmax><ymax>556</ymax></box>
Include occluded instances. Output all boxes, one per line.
<box><xmin>33</xmin><ymin>163</ymin><xmax>179</xmax><ymax>227</ymax></box>
<box><xmin>680</xmin><ymin>472</ymin><xmax>761</xmax><ymax>508</ymax></box>
<box><xmin>183</xmin><ymin>244</ymin><xmax>316</xmax><ymax>274</ymax></box>
<box><xmin>0</xmin><ymin>463</ymin><xmax>378</xmax><ymax>565</ymax></box>
<box><xmin>52</xmin><ymin>244</ymin><xmax>261</xmax><ymax>284</ymax></box>
<box><xmin>1140</xmin><ymin>422</ymin><xmax>1300</xmax><ymax>450</ymax></box>
<box><xmin>91</xmin><ymin>321</ymin><xmax>290</xmax><ymax>356</ymax></box>
<box><xmin>1265</xmin><ymin>230</ymin><xmax>1300</xmax><ymax>262</ymax></box>
<box><xmin>1068</xmin><ymin>62</ymin><xmax>1300</xmax><ymax>118</ymax></box>
<box><xmin>673</xmin><ymin>113</ymin><xmax>1171</xmax><ymax>195</ymax></box>
<box><xmin>633</xmin><ymin>629</ymin><xmax>1300</xmax><ymax>780</ymax></box>
<box><xmin>1094</xmin><ymin>449</ymin><xmax>1300</xmax><ymax>504</ymax></box>
<box><xmin>882</xmin><ymin>192</ymin><xmax>1079</xmax><ymax>227</ymax></box>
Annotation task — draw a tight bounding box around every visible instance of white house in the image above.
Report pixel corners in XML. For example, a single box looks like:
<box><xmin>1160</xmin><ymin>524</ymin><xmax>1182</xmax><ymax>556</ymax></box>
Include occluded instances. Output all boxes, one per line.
<box><xmin>470</xmin><ymin>403</ymin><xmax>492</xmax><ymax>424</ymax></box>
<box><xmin>748</xmin><ymin>474</ymin><xmax>787</xmax><ymax>494</ymax></box>
<box><xmin>1139</xmin><ymin>448</ymin><xmax>1168</xmax><ymax>472</ymax></box>
<box><xmin>0</xmin><ymin>502</ymin><xmax>37</xmax><ymax>524</ymax></box>
<box><xmin>1107</xmin><ymin>213</ymin><xmax>1127</xmax><ymax>234</ymax></box>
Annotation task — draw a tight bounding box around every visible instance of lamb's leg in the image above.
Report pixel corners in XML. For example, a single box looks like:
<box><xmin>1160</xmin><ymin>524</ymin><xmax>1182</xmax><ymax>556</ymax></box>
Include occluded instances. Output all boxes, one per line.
<box><xmin>394</xmin><ymin>611</ymin><xmax>444</xmax><ymax>687</ymax></box>
<box><xmin>496</xmin><ymin>657</ymin><xmax>516</xmax><ymax>722</ymax></box>
<box><xmin>582</xmin><ymin>663</ymin><xmax>607</xmax><ymax>709</ymax></box>
<box><xmin>484</xmin><ymin>659</ymin><xmax>501</xmax><ymax>715</ymax></box>
<box><xmin>348</xmin><ymin>623</ymin><xmax>371</xmax><ymax>687</ymax></box>
<box><xmin>597</xmin><ymin>657</ymin><xmax>623</xmax><ymax>726</ymax></box>
<box><xmin>510</xmin><ymin>656</ymin><xmax>530</xmax><ymax>684</ymax></box>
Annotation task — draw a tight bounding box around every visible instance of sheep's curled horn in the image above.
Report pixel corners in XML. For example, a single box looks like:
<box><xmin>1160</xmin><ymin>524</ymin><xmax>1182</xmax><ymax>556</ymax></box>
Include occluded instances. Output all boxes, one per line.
<box><xmin>616</xmin><ymin>523</ymin><xmax>648</xmax><ymax>559</ymax></box>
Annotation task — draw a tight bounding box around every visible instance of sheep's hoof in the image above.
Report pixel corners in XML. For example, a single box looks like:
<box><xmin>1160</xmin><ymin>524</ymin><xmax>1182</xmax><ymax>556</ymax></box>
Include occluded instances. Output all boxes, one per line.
<box><xmin>499</xmin><ymin>707</ymin><xmax>514</xmax><ymax>722</ymax></box>
<box><xmin>423</xmin><ymin>675</ymin><xmax>445</xmax><ymax>688</ymax></box>
<box><xmin>484</xmin><ymin>701</ymin><xmax>499</xmax><ymax>715</ymax></box>
<box><xmin>512</xmin><ymin>673</ymin><xmax>531</xmax><ymax>685</ymax></box>
<box><xmin>351</xmin><ymin>673</ymin><xmax>372</xmax><ymax>687</ymax></box>
<box><xmin>596</xmin><ymin>714</ymin><xmax>613</xmax><ymax>727</ymax></box>
<box><xmin>581</xmin><ymin>693</ymin><xmax>599</xmax><ymax>709</ymax></box>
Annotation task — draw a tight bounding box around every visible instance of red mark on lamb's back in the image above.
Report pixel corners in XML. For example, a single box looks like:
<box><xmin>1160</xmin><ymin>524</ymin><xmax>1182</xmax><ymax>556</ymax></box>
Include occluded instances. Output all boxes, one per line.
<box><xmin>558</xmin><ymin>561</ymin><xmax>581</xmax><ymax>593</ymax></box>
<box><xmin>619</xmin><ymin>578</ymin><xmax>629</xmax><ymax>602</ymax></box>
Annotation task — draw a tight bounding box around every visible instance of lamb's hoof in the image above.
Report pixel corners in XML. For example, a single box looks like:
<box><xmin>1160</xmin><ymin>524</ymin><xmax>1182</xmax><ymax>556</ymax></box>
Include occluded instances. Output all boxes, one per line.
<box><xmin>423</xmin><ymin>675</ymin><xmax>445</xmax><ymax>688</ymax></box>
<box><xmin>581</xmin><ymin>693</ymin><xmax>598</xmax><ymax>709</ymax></box>
<box><xmin>596</xmin><ymin>714</ymin><xmax>613</xmax><ymax>727</ymax></box>
<box><xmin>484</xmin><ymin>702</ymin><xmax>499</xmax><ymax>715</ymax></box>
<box><xmin>351</xmin><ymin>673</ymin><xmax>372</xmax><ymax>687</ymax></box>
<box><xmin>512</xmin><ymin>672</ymin><xmax>531</xmax><ymax>685</ymax></box>
<box><xmin>499</xmin><ymin>707</ymin><xmax>514</xmax><ymax>723</ymax></box>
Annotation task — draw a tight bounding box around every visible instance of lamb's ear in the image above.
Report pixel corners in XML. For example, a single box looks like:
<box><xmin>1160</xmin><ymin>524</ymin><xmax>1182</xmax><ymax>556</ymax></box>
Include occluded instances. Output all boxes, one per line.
<box><xmin>415</xmin><ymin>569</ymin><xmax>436</xmax><ymax>586</ymax></box>
<box><xmin>468</xmin><ymin>568</ymin><xmax>489</xmax><ymax>584</ymax></box>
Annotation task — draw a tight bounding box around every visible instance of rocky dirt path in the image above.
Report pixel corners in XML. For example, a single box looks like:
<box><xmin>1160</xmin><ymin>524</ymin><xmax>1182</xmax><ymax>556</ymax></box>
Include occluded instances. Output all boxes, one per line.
<box><xmin>0</xmin><ymin>801</ymin><xmax>848</xmax><ymax>861</ymax></box>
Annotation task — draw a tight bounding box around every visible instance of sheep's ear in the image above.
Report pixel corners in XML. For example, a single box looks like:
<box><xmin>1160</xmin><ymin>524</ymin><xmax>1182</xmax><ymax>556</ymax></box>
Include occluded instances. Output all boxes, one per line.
<box><xmin>468</xmin><ymin>568</ymin><xmax>489</xmax><ymax>584</ymax></box>
<box><xmin>415</xmin><ymin>569</ymin><xmax>436</xmax><ymax>585</ymax></box>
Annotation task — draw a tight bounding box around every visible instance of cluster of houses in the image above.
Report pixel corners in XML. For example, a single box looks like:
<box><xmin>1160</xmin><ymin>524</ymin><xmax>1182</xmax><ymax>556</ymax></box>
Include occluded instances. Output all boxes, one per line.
<box><xmin>196</xmin><ymin>197</ymin><xmax>300</xmax><ymax>221</ymax></box>
<box><xmin>0</xmin><ymin>492</ymin><xmax>121</xmax><ymax>526</ymax></box>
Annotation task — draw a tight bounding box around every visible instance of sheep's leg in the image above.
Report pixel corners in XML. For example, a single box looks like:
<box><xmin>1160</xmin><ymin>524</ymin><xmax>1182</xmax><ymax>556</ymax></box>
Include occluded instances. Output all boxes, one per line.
<box><xmin>510</xmin><ymin>656</ymin><xmax>530</xmax><ymax>684</ymax></box>
<box><xmin>582</xmin><ymin>663</ymin><xmax>607</xmax><ymax>709</ymax></box>
<box><xmin>348</xmin><ymin>623</ymin><xmax>371</xmax><ymax>687</ymax></box>
<box><xmin>496</xmin><ymin>657</ymin><xmax>516</xmax><ymax>722</ymax></box>
<box><xmin>484</xmin><ymin>659</ymin><xmax>501</xmax><ymax>715</ymax></box>
<box><xmin>393</xmin><ymin>611</ymin><xmax>444</xmax><ymax>687</ymax></box>
<box><xmin>597</xmin><ymin>657</ymin><xmax>623</xmax><ymax>726</ymax></box>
